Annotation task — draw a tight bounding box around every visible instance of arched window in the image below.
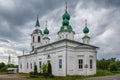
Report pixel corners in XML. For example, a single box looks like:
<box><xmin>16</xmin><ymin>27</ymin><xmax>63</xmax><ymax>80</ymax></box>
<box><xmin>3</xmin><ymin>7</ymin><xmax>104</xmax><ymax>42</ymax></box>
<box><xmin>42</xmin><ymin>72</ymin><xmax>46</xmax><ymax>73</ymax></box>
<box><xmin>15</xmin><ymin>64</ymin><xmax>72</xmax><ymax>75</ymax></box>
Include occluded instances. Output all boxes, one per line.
<box><xmin>32</xmin><ymin>46</ymin><xmax>34</xmax><ymax>51</ymax></box>
<box><xmin>33</xmin><ymin>36</ymin><xmax>34</xmax><ymax>42</ymax></box>
<box><xmin>38</xmin><ymin>36</ymin><xmax>40</xmax><ymax>42</ymax></box>
<box><xmin>66</xmin><ymin>34</ymin><xmax>68</xmax><ymax>39</ymax></box>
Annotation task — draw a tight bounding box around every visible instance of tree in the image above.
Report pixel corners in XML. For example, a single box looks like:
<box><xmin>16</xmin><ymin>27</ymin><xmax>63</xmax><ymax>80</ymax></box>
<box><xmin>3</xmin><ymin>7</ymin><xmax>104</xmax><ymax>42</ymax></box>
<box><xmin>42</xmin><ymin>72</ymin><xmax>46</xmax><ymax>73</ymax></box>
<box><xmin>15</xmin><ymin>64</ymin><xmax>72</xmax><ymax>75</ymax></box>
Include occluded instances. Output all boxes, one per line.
<box><xmin>109</xmin><ymin>62</ymin><xmax>118</xmax><ymax>71</ymax></box>
<box><xmin>0</xmin><ymin>62</ymin><xmax>6</xmax><ymax>72</ymax></box>
<box><xmin>34</xmin><ymin>65</ymin><xmax>38</xmax><ymax>75</ymax></box>
<box><xmin>47</xmin><ymin>61</ymin><xmax>52</xmax><ymax>75</ymax></box>
<box><xmin>41</xmin><ymin>63</ymin><xmax>47</xmax><ymax>73</ymax></box>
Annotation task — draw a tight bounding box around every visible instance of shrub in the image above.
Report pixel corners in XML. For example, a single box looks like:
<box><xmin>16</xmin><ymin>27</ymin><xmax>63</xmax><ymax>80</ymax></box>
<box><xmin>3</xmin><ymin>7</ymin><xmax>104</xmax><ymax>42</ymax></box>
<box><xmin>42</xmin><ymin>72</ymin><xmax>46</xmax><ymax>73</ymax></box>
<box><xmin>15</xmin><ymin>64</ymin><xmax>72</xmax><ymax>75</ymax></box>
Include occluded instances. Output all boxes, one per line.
<box><xmin>47</xmin><ymin>61</ymin><xmax>52</xmax><ymax>75</ymax></box>
<box><xmin>34</xmin><ymin>65</ymin><xmax>38</xmax><ymax>75</ymax></box>
<box><xmin>41</xmin><ymin>63</ymin><xmax>47</xmax><ymax>73</ymax></box>
<box><xmin>29</xmin><ymin>72</ymin><xmax>36</xmax><ymax>78</ymax></box>
<box><xmin>109</xmin><ymin>62</ymin><xmax>118</xmax><ymax>71</ymax></box>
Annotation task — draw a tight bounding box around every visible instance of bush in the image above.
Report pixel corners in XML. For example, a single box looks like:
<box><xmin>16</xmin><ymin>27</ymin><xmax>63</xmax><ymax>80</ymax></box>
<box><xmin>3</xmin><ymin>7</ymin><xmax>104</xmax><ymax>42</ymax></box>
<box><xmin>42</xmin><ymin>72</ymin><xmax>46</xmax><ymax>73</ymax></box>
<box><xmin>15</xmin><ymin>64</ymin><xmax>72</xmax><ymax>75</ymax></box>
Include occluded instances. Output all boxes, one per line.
<box><xmin>109</xmin><ymin>62</ymin><xmax>118</xmax><ymax>71</ymax></box>
<box><xmin>34</xmin><ymin>65</ymin><xmax>38</xmax><ymax>75</ymax></box>
<box><xmin>41</xmin><ymin>63</ymin><xmax>47</xmax><ymax>73</ymax></box>
<box><xmin>42</xmin><ymin>73</ymin><xmax>54</xmax><ymax>78</ymax></box>
<box><xmin>29</xmin><ymin>72</ymin><xmax>36</xmax><ymax>77</ymax></box>
<box><xmin>47</xmin><ymin>61</ymin><xmax>52</xmax><ymax>75</ymax></box>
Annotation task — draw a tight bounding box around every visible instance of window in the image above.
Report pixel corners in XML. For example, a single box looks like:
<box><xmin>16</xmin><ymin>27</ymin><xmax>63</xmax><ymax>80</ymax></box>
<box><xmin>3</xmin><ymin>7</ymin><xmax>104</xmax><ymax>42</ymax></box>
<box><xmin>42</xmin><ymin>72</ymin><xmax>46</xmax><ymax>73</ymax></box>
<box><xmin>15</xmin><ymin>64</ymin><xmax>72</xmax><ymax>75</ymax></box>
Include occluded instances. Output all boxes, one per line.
<box><xmin>32</xmin><ymin>46</ymin><xmax>34</xmax><ymax>51</ymax></box>
<box><xmin>34</xmin><ymin>62</ymin><xmax>36</xmax><ymax>66</ymax></box>
<box><xmin>90</xmin><ymin>59</ymin><xmax>93</xmax><ymax>69</ymax></box>
<box><xmin>20</xmin><ymin>64</ymin><xmax>22</xmax><ymax>69</ymax></box>
<box><xmin>39</xmin><ymin>61</ymin><xmax>42</xmax><ymax>68</ymax></box>
<box><xmin>59</xmin><ymin>59</ymin><xmax>62</xmax><ymax>69</ymax></box>
<box><xmin>66</xmin><ymin>35</ymin><xmax>67</xmax><ymax>39</ymax></box>
<box><xmin>78</xmin><ymin>59</ymin><xmax>83</xmax><ymax>69</ymax></box>
<box><xmin>38</xmin><ymin>36</ymin><xmax>40</xmax><ymax>42</ymax></box>
<box><xmin>30</xmin><ymin>63</ymin><xmax>32</xmax><ymax>69</ymax></box>
<box><xmin>27</xmin><ymin>63</ymin><xmax>29</xmax><ymax>69</ymax></box>
<box><xmin>47</xmin><ymin>55</ymin><xmax>50</xmax><ymax>58</ymax></box>
<box><xmin>33</xmin><ymin>36</ymin><xmax>34</xmax><ymax>42</ymax></box>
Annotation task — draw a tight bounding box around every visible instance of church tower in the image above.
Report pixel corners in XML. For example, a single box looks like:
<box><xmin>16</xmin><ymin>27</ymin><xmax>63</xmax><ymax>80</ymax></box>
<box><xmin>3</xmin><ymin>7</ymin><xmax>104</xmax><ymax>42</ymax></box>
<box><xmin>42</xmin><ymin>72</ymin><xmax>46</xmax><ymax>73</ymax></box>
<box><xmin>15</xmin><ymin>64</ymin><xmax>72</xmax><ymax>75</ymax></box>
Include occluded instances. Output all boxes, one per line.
<box><xmin>8</xmin><ymin>55</ymin><xmax>11</xmax><ymax>65</ymax></box>
<box><xmin>82</xmin><ymin>19</ymin><xmax>90</xmax><ymax>44</ymax></box>
<box><xmin>31</xmin><ymin>17</ymin><xmax>43</xmax><ymax>51</ymax></box>
<box><xmin>43</xmin><ymin>21</ymin><xmax>50</xmax><ymax>45</ymax></box>
<box><xmin>58</xmin><ymin>2</ymin><xmax>75</xmax><ymax>40</ymax></box>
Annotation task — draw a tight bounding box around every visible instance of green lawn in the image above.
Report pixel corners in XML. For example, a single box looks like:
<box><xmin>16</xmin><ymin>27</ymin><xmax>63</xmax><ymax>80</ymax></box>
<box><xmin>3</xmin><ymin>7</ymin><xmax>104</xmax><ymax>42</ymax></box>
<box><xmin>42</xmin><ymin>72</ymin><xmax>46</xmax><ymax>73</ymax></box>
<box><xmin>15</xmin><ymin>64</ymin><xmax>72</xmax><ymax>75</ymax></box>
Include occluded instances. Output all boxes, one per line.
<box><xmin>0</xmin><ymin>72</ymin><xmax>7</xmax><ymax>74</ymax></box>
<box><xmin>28</xmin><ymin>76</ymin><xmax>85</xmax><ymax>80</ymax></box>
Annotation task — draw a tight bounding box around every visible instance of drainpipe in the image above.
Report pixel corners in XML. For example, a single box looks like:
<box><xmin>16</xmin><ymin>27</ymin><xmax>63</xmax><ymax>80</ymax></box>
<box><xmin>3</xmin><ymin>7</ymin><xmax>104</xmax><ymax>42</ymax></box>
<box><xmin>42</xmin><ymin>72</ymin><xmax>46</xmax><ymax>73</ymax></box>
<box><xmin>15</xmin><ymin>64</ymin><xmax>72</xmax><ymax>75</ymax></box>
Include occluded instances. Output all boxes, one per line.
<box><xmin>66</xmin><ymin>40</ymin><xmax>67</xmax><ymax>76</ymax></box>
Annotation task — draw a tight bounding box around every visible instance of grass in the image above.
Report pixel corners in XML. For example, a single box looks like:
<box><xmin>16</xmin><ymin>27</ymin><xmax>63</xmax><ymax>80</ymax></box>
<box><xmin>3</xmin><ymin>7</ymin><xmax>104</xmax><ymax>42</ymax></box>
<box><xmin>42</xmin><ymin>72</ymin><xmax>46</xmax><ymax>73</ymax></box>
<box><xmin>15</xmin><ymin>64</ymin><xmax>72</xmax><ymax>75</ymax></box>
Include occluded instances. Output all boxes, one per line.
<box><xmin>30</xmin><ymin>76</ymin><xmax>85</xmax><ymax>80</ymax></box>
<box><xmin>18</xmin><ymin>70</ymin><xmax>120</xmax><ymax>80</ymax></box>
<box><xmin>0</xmin><ymin>72</ymin><xmax>7</xmax><ymax>75</ymax></box>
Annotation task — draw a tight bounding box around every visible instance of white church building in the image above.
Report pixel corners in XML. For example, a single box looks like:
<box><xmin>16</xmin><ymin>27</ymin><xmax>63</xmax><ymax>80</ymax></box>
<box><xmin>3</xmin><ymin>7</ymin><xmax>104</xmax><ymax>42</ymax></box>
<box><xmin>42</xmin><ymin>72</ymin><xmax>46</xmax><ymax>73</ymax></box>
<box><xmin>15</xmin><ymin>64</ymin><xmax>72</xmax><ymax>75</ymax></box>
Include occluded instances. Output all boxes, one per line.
<box><xmin>18</xmin><ymin>6</ymin><xmax>98</xmax><ymax>76</ymax></box>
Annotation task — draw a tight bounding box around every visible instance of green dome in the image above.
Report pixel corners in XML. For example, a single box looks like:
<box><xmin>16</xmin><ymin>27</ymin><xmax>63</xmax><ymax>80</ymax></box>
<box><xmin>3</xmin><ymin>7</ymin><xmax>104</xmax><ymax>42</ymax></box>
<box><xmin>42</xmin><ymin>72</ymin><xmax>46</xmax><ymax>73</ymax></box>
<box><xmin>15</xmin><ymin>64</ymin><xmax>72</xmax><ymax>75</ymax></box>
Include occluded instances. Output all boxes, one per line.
<box><xmin>62</xmin><ymin>19</ymin><xmax>69</xmax><ymax>26</ymax></box>
<box><xmin>62</xmin><ymin>11</ymin><xmax>70</xmax><ymax>20</ymax></box>
<box><xmin>33</xmin><ymin>29</ymin><xmax>42</xmax><ymax>34</ymax></box>
<box><xmin>83</xmin><ymin>26</ymin><xmax>89</xmax><ymax>33</ymax></box>
<box><xmin>44</xmin><ymin>27</ymin><xmax>49</xmax><ymax>34</ymax></box>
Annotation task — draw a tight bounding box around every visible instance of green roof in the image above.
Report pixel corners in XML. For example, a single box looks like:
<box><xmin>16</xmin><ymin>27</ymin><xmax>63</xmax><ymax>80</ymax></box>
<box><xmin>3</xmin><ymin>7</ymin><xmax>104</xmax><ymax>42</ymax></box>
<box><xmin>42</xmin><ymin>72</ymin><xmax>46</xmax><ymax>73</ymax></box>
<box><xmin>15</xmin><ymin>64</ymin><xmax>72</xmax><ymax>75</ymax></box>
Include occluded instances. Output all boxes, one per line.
<box><xmin>44</xmin><ymin>27</ymin><xmax>49</xmax><ymax>34</ymax></box>
<box><xmin>35</xmin><ymin>17</ymin><xmax>40</xmax><ymax>27</ymax></box>
<box><xmin>60</xmin><ymin>25</ymin><xmax>73</xmax><ymax>31</ymax></box>
<box><xmin>82</xmin><ymin>35</ymin><xmax>90</xmax><ymax>39</ymax></box>
<box><xmin>33</xmin><ymin>29</ymin><xmax>42</xmax><ymax>34</ymax></box>
<box><xmin>43</xmin><ymin>37</ymin><xmax>50</xmax><ymax>40</ymax></box>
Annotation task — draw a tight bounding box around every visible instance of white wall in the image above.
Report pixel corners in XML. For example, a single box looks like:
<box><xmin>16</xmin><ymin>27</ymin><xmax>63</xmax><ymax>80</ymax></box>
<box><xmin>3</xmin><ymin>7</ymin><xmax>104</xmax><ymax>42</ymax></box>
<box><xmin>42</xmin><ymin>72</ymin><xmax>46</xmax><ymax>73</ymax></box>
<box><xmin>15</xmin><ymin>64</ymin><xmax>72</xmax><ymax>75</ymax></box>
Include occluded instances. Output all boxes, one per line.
<box><xmin>18</xmin><ymin>41</ymin><xmax>97</xmax><ymax>76</ymax></box>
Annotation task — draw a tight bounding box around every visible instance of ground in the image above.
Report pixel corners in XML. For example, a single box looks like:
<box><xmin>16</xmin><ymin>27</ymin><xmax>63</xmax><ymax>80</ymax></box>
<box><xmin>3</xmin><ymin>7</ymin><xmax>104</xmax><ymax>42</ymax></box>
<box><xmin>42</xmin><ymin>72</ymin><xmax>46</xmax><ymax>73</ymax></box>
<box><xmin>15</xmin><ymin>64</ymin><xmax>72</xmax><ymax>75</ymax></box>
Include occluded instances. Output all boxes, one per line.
<box><xmin>0</xmin><ymin>74</ymin><xmax>120</xmax><ymax>80</ymax></box>
<box><xmin>0</xmin><ymin>74</ymin><xmax>29</xmax><ymax>80</ymax></box>
<box><xmin>85</xmin><ymin>74</ymin><xmax>120</xmax><ymax>80</ymax></box>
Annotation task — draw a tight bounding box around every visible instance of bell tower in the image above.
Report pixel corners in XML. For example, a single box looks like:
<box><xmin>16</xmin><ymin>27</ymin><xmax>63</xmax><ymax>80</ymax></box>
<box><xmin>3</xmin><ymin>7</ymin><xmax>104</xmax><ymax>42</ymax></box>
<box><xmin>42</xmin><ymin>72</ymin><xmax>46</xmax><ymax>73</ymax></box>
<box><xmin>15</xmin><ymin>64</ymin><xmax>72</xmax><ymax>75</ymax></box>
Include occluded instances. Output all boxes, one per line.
<box><xmin>31</xmin><ymin>17</ymin><xmax>43</xmax><ymax>52</ymax></box>
<box><xmin>58</xmin><ymin>2</ymin><xmax>75</xmax><ymax>40</ymax></box>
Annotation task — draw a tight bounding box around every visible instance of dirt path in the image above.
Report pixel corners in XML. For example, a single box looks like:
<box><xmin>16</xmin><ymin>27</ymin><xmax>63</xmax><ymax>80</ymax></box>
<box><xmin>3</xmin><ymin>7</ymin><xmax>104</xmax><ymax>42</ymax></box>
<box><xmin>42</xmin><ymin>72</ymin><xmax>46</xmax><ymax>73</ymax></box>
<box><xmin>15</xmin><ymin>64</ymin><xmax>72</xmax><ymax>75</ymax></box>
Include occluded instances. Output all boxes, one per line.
<box><xmin>85</xmin><ymin>74</ymin><xmax>120</xmax><ymax>80</ymax></box>
<box><xmin>0</xmin><ymin>74</ymin><xmax>28</xmax><ymax>80</ymax></box>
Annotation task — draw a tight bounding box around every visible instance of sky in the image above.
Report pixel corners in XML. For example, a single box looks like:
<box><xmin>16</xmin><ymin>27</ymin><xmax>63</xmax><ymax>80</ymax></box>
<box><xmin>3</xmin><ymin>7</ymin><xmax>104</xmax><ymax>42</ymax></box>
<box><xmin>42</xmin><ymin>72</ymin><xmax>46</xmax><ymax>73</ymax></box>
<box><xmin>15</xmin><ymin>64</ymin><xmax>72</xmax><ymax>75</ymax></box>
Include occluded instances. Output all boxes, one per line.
<box><xmin>0</xmin><ymin>0</ymin><xmax>120</xmax><ymax>64</ymax></box>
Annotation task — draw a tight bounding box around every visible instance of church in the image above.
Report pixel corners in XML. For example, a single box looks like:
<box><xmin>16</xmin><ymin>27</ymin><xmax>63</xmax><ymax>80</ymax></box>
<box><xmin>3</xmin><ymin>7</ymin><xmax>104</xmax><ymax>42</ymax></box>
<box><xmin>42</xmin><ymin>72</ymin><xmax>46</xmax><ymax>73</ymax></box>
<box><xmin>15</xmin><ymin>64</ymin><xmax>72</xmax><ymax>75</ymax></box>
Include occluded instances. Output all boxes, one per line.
<box><xmin>18</xmin><ymin>5</ymin><xmax>98</xmax><ymax>76</ymax></box>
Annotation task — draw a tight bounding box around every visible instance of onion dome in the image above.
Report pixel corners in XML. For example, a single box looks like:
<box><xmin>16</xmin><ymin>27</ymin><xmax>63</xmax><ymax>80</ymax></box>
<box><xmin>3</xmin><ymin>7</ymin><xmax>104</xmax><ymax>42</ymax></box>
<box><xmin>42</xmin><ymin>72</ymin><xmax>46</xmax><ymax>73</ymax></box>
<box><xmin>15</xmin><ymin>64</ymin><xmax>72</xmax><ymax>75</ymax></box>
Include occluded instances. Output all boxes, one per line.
<box><xmin>83</xmin><ymin>19</ymin><xmax>89</xmax><ymax>33</ymax></box>
<box><xmin>35</xmin><ymin>17</ymin><xmax>40</xmax><ymax>27</ymax></box>
<box><xmin>33</xmin><ymin>29</ymin><xmax>42</xmax><ymax>34</ymax></box>
<box><xmin>44</xmin><ymin>27</ymin><xmax>49</xmax><ymax>34</ymax></box>
<box><xmin>62</xmin><ymin>11</ymin><xmax>70</xmax><ymax>20</ymax></box>
<box><xmin>62</xmin><ymin>18</ymin><xmax>69</xmax><ymax>26</ymax></box>
<box><xmin>83</xmin><ymin>26</ymin><xmax>89</xmax><ymax>33</ymax></box>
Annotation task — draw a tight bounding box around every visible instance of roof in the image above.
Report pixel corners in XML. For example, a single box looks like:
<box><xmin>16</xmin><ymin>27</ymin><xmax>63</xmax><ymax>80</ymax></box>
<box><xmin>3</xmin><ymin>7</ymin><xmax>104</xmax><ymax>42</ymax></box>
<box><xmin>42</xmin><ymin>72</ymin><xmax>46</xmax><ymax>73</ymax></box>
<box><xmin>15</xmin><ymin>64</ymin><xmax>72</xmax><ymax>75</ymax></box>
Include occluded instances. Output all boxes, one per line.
<box><xmin>36</xmin><ymin>39</ymin><xmax>99</xmax><ymax>49</ymax></box>
<box><xmin>18</xmin><ymin>39</ymin><xmax>99</xmax><ymax>57</ymax></box>
<box><xmin>35</xmin><ymin>17</ymin><xmax>40</xmax><ymax>27</ymax></box>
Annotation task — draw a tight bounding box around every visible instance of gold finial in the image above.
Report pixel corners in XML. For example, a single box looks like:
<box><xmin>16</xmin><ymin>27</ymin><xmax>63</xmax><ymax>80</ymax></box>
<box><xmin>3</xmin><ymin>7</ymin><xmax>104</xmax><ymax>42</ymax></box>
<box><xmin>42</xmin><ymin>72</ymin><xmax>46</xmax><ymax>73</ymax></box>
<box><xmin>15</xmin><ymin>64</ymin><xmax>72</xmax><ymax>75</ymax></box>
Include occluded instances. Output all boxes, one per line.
<box><xmin>65</xmin><ymin>1</ymin><xmax>67</xmax><ymax>12</ymax></box>
<box><xmin>46</xmin><ymin>20</ymin><xmax>47</xmax><ymax>27</ymax></box>
<box><xmin>85</xmin><ymin>19</ymin><xmax>87</xmax><ymax>26</ymax></box>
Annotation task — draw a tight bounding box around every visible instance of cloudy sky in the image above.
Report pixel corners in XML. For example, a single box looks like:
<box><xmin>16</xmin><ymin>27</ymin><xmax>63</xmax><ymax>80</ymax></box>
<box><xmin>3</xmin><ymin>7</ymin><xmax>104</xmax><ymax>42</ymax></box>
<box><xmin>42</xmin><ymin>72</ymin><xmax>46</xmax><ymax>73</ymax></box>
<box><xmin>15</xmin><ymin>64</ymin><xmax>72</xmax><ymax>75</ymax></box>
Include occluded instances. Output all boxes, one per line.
<box><xmin>0</xmin><ymin>0</ymin><xmax>120</xmax><ymax>64</ymax></box>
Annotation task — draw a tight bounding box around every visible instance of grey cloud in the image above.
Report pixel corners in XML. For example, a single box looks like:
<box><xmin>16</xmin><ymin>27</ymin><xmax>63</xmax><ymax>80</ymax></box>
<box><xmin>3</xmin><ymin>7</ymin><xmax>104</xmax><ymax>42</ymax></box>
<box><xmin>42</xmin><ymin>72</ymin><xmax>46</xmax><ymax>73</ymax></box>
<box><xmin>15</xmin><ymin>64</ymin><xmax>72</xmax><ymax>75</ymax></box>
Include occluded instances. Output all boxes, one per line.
<box><xmin>0</xmin><ymin>38</ymin><xmax>9</xmax><ymax>43</ymax></box>
<box><xmin>0</xmin><ymin>0</ymin><xmax>120</xmax><ymax>60</ymax></box>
